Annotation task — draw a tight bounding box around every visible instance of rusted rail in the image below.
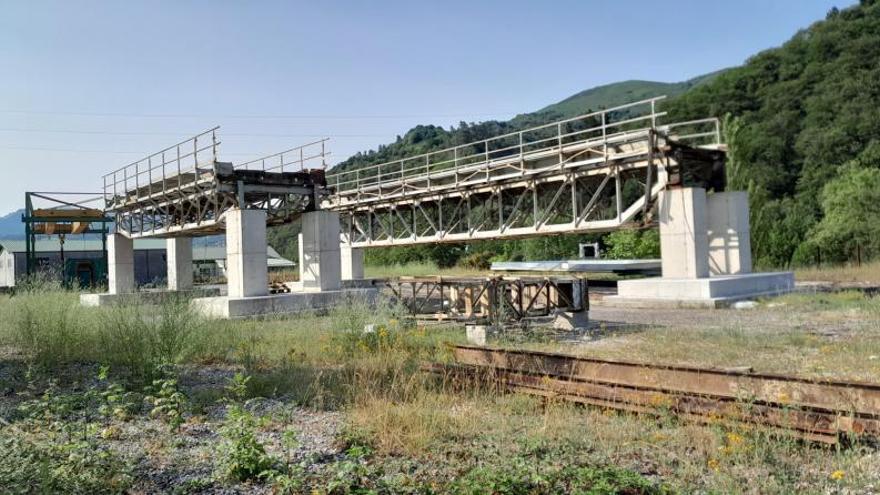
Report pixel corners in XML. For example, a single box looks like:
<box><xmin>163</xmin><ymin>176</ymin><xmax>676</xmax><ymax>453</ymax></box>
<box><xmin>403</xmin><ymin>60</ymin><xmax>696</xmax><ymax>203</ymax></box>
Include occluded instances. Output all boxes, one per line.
<box><xmin>426</xmin><ymin>345</ymin><xmax>880</xmax><ymax>444</ymax></box>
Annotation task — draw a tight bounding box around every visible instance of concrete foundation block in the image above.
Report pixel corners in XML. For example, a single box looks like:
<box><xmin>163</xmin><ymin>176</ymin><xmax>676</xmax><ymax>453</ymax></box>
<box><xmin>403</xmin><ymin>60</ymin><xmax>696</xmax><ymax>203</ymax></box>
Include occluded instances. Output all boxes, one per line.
<box><xmin>80</xmin><ymin>287</ymin><xmax>221</xmax><ymax>307</ymax></box>
<box><xmin>299</xmin><ymin>211</ymin><xmax>342</xmax><ymax>291</ymax></box>
<box><xmin>341</xmin><ymin>243</ymin><xmax>365</xmax><ymax>280</ymax></box>
<box><xmin>166</xmin><ymin>237</ymin><xmax>193</xmax><ymax>290</ymax></box>
<box><xmin>108</xmin><ymin>234</ymin><xmax>135</xmax><ymax>294</ymax></box>
<box><xmin>609</xmin><ymin>272</ymin><xmax>795</xmax><ymax>308</ymax></box>
<box><xmin>552</xmin><ymin>310</ymin><xmax>590</xmax><ymax>331</ymax></box>
<box><xmin>707</xmin><ymin>191</ymin><xmax>753</xmax><ymax>275</ymax></box>
<box><xmin>226</xmin><ymin>209</ymin><xmax>268</xmax><ymax>298</ymax></box>
<box><xmin>465</xmin><ymin>324</ymin><xmax>499</xmax><ymax>346</ymax></box>
<box><xmin>190</xmin><ymin>288</ymin><xmax>378</xmax><ymax>319</ymax></box>
<box><xmin>659</xmin><ymin>187</ymin><xmax>709</xmax><ymax>279</ymax></box>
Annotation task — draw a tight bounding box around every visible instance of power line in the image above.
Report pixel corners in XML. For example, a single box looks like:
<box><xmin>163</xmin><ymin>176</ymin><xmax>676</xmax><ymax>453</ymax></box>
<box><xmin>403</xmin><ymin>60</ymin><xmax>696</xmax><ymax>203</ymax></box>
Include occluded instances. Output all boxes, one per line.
<box><xmin>0</xmin><ymin>145</ymin><xmax>324</xmax><ymax>156</ymax></box>
<box><xmin>0</xmin><ymin>109</ymin><xmax>517</xmax><ymax>120</ymax></box>
<box><xmin>0</xmin><ymin>127</ymin><xmax>391</xmax><ymax>138</ymax></box>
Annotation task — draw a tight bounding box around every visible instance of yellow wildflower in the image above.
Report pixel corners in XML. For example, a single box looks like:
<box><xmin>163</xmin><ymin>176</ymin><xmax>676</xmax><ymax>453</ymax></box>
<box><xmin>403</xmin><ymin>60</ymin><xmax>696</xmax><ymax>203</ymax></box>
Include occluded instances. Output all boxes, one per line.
<box><xmin>830</xmin><ymin>470</ymin><xmax>845</xmax><ymax>481</ymax></box>
<box><xmin>726</xmin><ymin>432</ymin><xmax>744</xmax><ymax>445</ymax></box>
<box><xmin>707</xmin><ymin>458</ymin><xmax>720</xmax><ymax>471</ymax></box>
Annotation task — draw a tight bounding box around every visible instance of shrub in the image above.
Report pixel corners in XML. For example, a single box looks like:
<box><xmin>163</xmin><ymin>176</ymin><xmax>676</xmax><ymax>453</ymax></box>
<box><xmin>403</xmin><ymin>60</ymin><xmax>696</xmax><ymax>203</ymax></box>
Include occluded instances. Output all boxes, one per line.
<box><xmin>458</xmin><ymin>251</ymin><xmax>495</xmax><ymax>270</ymax></box>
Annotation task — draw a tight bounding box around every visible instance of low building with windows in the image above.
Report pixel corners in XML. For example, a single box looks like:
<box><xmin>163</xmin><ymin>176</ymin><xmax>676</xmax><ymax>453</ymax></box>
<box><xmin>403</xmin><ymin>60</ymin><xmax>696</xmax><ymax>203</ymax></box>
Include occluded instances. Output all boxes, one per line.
<box><xmin>0</xmin><ymin>238</ymin><xmax>295</xmax><ymax>288</ymax></box>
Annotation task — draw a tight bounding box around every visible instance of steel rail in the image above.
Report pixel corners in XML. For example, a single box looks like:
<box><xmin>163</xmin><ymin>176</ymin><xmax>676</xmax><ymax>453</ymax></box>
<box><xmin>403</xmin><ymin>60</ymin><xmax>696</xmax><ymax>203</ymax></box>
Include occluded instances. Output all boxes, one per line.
<box><xmin>429</xmin><ymin>344</ymin><xmax>880</xmax><ymax>444</ymax></box>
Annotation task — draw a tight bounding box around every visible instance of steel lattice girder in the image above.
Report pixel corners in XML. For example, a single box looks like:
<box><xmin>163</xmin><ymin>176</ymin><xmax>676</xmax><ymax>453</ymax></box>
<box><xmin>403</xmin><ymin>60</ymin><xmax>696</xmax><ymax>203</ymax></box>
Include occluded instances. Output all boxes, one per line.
<box><xmin>337</xmin><ymin>154</ymin><xmax>665</xmax><ymax>247</ymax></box>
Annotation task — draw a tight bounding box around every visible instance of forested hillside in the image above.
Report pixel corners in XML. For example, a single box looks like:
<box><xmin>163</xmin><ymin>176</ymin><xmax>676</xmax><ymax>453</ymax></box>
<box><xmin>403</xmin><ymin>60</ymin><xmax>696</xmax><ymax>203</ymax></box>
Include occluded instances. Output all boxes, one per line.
<box><xmin>665</xmin><ymin>0</ymin><xmax>880</xmax><ymax>266</ymax></box>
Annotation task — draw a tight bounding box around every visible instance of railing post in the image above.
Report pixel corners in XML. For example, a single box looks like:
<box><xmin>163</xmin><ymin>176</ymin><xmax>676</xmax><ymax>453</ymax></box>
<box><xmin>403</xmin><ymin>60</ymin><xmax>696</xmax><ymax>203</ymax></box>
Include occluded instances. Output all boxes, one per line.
<box><xmin>651</xmin><ymin>99</ymin><xmax>657</xmax><ymax>129</ymax></box>
<box><xmin>519</xmin><ymin>132</ymin><xmax>524</xmax><ymax>168</ymax></box>
<box><xmin>557</xmin><ymin>122</ymin><xmax>563</xmax><ymax>167</ymax></box>
<box><xmin>454</xmin><ymin>147</ymin><xmax>459</xmax><ymax>186</ymax></box>
<box><xmin>602</xmin><ymin>112</ymin><xmax>607</xmax><ymax>159</ymax></box>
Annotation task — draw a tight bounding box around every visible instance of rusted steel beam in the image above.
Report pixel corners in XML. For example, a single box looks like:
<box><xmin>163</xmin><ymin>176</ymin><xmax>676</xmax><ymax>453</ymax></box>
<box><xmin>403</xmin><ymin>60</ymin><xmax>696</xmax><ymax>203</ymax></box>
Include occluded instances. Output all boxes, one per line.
<box><xmin>424</xmin><ymin>362</ymin><xmax>871</xmax><ymax>444</ymax></box>
<box><xmin>451</xmin><ymin>345</ymin><xmax>880</xmax><ymax>416</ymax></box>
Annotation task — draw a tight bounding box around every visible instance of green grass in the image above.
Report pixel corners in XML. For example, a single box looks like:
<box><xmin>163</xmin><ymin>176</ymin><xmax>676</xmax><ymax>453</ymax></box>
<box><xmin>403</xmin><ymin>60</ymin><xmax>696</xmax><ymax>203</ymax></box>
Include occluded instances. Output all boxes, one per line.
<box><xmin>1</xmin><ymin>287</ymin><xmax>878</xmax><ymax>493</ymax></box>
<box><xmin>364</xmin><ymin>261</ymin><xmax>488</xmax><ymax>278</ymax></box>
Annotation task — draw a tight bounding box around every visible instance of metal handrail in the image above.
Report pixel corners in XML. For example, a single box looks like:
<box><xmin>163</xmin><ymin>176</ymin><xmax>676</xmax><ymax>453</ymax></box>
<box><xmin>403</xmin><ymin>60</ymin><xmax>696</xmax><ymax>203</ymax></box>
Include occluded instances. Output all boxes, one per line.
<box><xmin>325</xmin><ymin>97</ymin><xmax>681</xmax><ymax>193</ymax></box>
<box><xmin>236</xmin><ymin>138</ymin><xmax>330</xmax><ymax>173</ymax></box>
<box><xmin>102</xmin><ymin>127</ymin><xmax>220</xmax><ymax>206</ymax></box>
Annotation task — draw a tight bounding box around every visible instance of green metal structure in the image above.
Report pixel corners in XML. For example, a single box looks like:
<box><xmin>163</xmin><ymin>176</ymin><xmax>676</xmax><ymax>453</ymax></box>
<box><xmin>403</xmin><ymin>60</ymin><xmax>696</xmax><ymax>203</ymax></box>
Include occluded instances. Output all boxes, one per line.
<box><xmin>22</xmin><ymin>192</ymin><xmax>114</xmax><ymax>287</ymax></box>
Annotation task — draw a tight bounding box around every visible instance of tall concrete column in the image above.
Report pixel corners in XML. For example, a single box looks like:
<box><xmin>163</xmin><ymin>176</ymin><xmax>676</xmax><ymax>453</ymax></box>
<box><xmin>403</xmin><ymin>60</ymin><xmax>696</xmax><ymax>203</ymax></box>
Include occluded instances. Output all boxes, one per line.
<box><xmin>108</xmin><ymin>233</ymin><xmax>135</xmax><ymax>294</ymax></box>
<box><xmin>707</xmin><ymin>191</ymin><xmax>753</xmax><ymax>275</ymax></box>
<box><xmin>658</xmin><ymin>187</ymin><xmax>709</xmax><ymax>279</ymax></box>
<box><xmin>166</xmin><ymin>237</ymin><xmax>193</xmax><ymax>290</ymax></box>
<box><xmin>226</xmin><ymin>209</ymin><xmax>268</xmax><ymax>298</ymax></box>
<box><xmin>299</xmin><ymin>210</ymin><xmax>342</xmax><ymax>291</ymax></box>
<box><xmin>340</xmin><ymin>239</ymin><xmax>364</xmax><ymax>280</ymax></box>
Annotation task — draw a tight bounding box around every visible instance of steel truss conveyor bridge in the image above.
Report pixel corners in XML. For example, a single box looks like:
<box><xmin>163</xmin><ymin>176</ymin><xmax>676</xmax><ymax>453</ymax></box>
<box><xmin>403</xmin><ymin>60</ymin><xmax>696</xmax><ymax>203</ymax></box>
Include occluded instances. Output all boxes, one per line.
<box><xmin>324</xmin><ymin>96</ymin><xmax>725</xmax><ymax>248</ymax></box>
<box><xmin>102</xmin><ymin>96</ymin><xmax>724</xmax><ymax>245</ymax></box>
<box><xmin>103</xmin><ymin>130</ymin><xmax>330</xmax><ymax>238</ymax></box>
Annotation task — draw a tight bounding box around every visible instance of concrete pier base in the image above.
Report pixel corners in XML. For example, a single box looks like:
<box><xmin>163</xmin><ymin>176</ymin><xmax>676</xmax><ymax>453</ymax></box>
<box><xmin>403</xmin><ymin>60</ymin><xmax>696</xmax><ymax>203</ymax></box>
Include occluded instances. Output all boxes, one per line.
<box><xmin>190</xmin><ymin>288</ymin><xmax>378</xmax><ymax>319</ymax></box>
<box><xmin>226</xmin><ymin>209</ymin><xmax>269</xmax><ymax>298</ymax></box>
<box><xmin>607</xmin><ymin>272</ymin><xmax>795</xmax><ymax>308</ymax></box>
<box><xmin>80</xmin><ymin>287</ymin><xmax>222</xmax><ymax>307</ymax></box>
<box><xmin>299</xmin><ymin>211</ymin><xmax>343</xmax><ymax>291</ymax></box>
<box><xmin>166</xmin><ymin>237</ymin><xmax>193</xmax><ymax>290</ymax></box>
<box><xmin>108</xmin><ymin>233</ymin><xmax>135</xmax><ymax>294</ymax></box>
<box><xmin>341</xmin><ymin>242</ymin><xmax>364</xmax><ymax>280</ymax></box>
<box><xmin>609</xmin><ymin>187</ymin><xmax>793</xmax><ymax>308</ymax></box>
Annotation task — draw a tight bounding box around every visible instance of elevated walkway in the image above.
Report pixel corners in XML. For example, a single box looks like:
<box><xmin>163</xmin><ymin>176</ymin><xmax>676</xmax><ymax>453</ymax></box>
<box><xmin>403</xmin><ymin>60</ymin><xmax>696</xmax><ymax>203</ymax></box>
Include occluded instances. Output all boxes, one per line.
<box><xmin>103</xmin><ymin>129</ymin><xmax>328</xmax><ymax>238</ymax></box>
<box><xmin>324</xmin><ymin>97</ymin><xmax>725</xmax><ymax>247</ymax></box>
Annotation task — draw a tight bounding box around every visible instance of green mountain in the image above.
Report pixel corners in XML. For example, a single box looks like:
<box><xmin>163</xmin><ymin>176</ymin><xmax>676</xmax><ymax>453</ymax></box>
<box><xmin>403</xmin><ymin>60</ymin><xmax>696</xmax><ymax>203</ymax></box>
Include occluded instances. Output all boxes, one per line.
<box><xmin>534</xmin><ymin>73</ymin><xmax>722</xmax><ymax>120</ymax></box>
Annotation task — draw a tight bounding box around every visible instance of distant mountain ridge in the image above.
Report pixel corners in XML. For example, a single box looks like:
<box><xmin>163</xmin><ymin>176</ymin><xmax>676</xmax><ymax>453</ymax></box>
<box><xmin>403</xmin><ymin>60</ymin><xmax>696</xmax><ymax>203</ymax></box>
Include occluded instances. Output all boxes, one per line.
<box><xmin>0</xmin><ymin>209</ymin><xmax>25</xmax><ymax>239</ymax></box>
<box><xmin>533</xmin><ymin>71</ymin><xmax>724</xmax><ymax>119</ymax></box>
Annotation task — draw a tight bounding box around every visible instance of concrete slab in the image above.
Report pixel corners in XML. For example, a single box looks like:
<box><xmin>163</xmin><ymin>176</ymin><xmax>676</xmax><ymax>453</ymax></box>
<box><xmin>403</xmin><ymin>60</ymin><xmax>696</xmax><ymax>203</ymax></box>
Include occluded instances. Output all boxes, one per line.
<box><xmin>80</xmin><ymin>287</ymin><xmax>222</xmax><ymax>307</ymax></box>
<box><xmin>491</xmin><ymin>259</ymin><xmax>661</xmax><ymax>274</ymax></box>
<box><xmin>190</xmin><ymin>288</ymin><xmax>379</xmax><ymax>318</ymax></box>
<box><xmin>605</xmin><ymin>271</ymin><xmax>795</xmax><ymax>308</ymax></box>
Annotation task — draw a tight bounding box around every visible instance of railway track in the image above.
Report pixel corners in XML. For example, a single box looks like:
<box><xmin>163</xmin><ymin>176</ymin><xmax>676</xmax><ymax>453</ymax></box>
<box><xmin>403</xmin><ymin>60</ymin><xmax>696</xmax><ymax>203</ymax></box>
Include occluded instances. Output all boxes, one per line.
<box><xmin>425</xmin><ymin>344</ymin><xmax>880</xmax><ymax>444</ymax></box>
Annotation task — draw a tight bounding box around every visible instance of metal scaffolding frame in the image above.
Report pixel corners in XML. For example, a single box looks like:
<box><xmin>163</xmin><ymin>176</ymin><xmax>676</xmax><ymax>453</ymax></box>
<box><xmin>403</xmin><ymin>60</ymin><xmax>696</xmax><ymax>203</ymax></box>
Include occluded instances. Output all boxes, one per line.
<box><xmin>22</xmin><ymin>191</ymin><xmax>113</xmax><ymax>286</ymax></box>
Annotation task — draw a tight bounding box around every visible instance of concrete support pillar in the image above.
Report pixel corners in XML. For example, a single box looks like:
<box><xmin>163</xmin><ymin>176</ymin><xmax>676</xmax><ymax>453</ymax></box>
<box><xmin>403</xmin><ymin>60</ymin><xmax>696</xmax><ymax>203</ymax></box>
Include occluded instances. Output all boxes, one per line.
<box><xmin>658</xmin><ymin>187</ymin><xmax>709</xmax><ymax>279</ymax></box>
<box><xmin>226</xmin><ymin>209</ymin><xmax>268</xmax><ymax>298</ymax></box>
<box><xmin>299</xmin><ymin>210</ymin><xmax>342</xmax><ymax>292</ymax></box>
<box><xmin>340</xmin><ymin>241</ymin><xmax>364</xmax><ymax>280</ymax></box>
<box><xmin>166</xmin><ymin>237</ymin><xmax>193</xmax><ymax>290</ymax></box>
<box><xmin>707</xmin><ymin>191</ymin><xmax>753</xmax><ymax>275</ymax></box>
<box><xmin>108</xmin><ymin>233</ymin><xmax>135</xmax><ymax>294</ymax></box>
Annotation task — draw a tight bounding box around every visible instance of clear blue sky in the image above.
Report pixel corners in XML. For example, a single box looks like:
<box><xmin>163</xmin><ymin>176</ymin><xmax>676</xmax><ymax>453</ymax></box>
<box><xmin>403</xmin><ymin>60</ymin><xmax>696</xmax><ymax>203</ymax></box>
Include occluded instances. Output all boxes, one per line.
<box><xmin>0</xmin><ymin>0</ymin><xmax>853</xmax><ymax>214</ymax></box>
